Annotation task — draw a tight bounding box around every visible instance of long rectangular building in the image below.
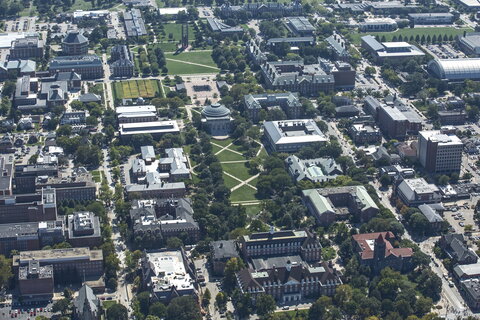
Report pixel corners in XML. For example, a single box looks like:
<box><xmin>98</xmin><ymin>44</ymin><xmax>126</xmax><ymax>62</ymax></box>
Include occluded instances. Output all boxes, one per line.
<box><xmin>124</xmin><ymin>8</ymin><xmax>147</xmax><ymax>37</ymax></box>
<box><xmin>49</xmin><ymin>55</ymin><xmax>103</xmax><ymax>79</ymax></box>
<box><xmin>12</xmin><ymin>247</ymin><xmax>103</xmax><ymax>278</ymax></box>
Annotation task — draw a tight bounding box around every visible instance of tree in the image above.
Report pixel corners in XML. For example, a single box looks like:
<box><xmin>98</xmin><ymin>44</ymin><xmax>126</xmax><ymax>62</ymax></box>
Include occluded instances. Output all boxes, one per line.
<box><xmin>149</xmin><ymin>302</ymin><xmax>166</xmax><ymax>318</ymax></box>
<box><xmin>166</xmin><ymin>237</ymin><xmax>183</xmax><ymax>249</ymax></box>
<box><xmin>137</xmin><ymin>291</ymin><xmax>151</xmax><ymax>315</ymax></box>
<box><xmin>256</xmin><ymin>294</ymin><xmax>276</xmax><ymax>317</ymax></box>
<box><xmin>52</xmin><ymin>299</ymin><xmax>70</xmax><ymax>316</ymax></box>
<box><xmin>107</xmin><ymin>303</ymin><xmax>128</xmax><ymax>320</ymax></box>
<box><xmin>216</xmin><ymin>292</ymin><xmax>227</xmax><ymax>310</ymax></box>
<box><xmin>202</xmin><ymin>288</ymin><xmax>211</xmax><ymax>307</ymax></box>
<box><xmin>224</xmin><ymin>257</ymin><xmax>245</xmax><ymax>291</ymax></box>
<box><xmin>166</xmin><ymin>296</ymin><xmax>201</xmax><ymax>320</ymax></box>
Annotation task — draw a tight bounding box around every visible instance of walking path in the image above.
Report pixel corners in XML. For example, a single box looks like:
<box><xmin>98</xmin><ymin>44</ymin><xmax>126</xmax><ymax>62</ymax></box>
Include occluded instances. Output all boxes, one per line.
<box><xmin>165</xmin><ymin>57</ymin><xmax>220</xmax><ymax>70</ymax></box>
<box><xmin>230</xmin><ymin>173</ymin><xmax>259</xmax><ymax>191</ymax></box>
<box><xmin>212</xmin><ymin>142</ymin><xmax>243</xmax><ymax>156</ymax></box>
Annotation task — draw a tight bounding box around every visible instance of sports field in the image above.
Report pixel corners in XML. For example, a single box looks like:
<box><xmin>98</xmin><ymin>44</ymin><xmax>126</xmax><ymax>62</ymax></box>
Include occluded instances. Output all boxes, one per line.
<box><xmin>350</xmin><ymin>27</ymin><xmax>473</xmax><ymax>44</ymax></box>
<box><xmin>113</xmin><ymin>80</ymin><xmax>160</xmax><ymax>99</ymax></box>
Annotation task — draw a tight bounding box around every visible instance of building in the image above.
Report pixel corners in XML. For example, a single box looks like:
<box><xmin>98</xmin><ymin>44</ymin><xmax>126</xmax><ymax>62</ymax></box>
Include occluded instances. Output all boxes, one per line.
<box><xmin>359</xmin><ymin>18</ymin><xmax>397</xmax><ymax>32</ymax></box>
<box><xmin>361</xmin><ymin>35</ymin><xmax>425</xmax><ymax>63</ymax></box>
<box><xmin>454</xmin><ymin>263</ymin><xmax>480</xmax><ymax>280</ymax></box>
<box><xmin>219</xmin><ymin>0</ymin><xmax>302</xmax><ymax>18</ymax></box>
<box><xmin>61</xmin><ymin>110</ymin><xmax>89</xmax><ymax>125</ymax></box>
<box><xmin>66</xmin><ymin>211</ymin><xmax>102</xmax><ymax>248</ymax></box>
<box><xmin>236</xmin><ymin>260</ymin><xmax>342</xmax><ymax>303</ymax></box>
<box><xmin>62</xmin><ymin>31</ymin><xmax>89</xmax><ymax>56</ymax></box>
<box><xmin>459</xmin><ymin>32</ymin><xmax>480</xmax><ymax>55</ymax></box>
<box><xmin>418</xmin><ymin>130</ymin><xmax>463</xmax><ymax>173</ymax></box>
<box><xmin>49</xmin><ymin>55</ymin><xmax>103</xmax><ymax>79</ymax></box>
<box><xmin>302</xmin><ymin>186</ymin><xmax>379</xmax><ymax>226</ymax></box>
<box><xmin>124</xmin><ymin>9</ymin><xmax>147</xmax><ymax>37</ymax></box>
<box><xmin>352</xmin><ymin>232</ymin><xmax>413</xmax><ymax>273</ymax></box>
<box><xmin>244</xmin><ymin>92</ymin><xmax>302</xmax><ymax>122</ymax></box>
<box><xmin>130</xmin><ymin>198</ymin><xmax>200</xmax><ymax>245</ymax></box>
<box><xmin>116</xmin><ymin>105</ymin><xmax>157</xmax><ymax>123</ymax></box>
<box><xmin>377</xmin><ymin>103</ymin><xmax>424</xmax><ymax>140</ymax></box>
<box><xmin>0</xmin><ymin>156</ymin><xmax>13</xmax><ymax>196</ymax></box>
<box><xmin>141</xmin><ymin>249</ymin><xmax>196</xmax><ymax>302</ymax></box>
<box><xmin>349</xmin><ymin>123</ymin><xmax>382</xmax><ymax>144</ymax></box>
<box><xmin>158</xmin><ymin>148</ymin><xmax>190</xmax><ymax>181</ymax></box>
<box><xmin>439</xmin><ymin>234</ymin><xmax>479</xmax><ymax>264</ymax></box>
<box><xmin>0</xmin><ymin>220</ymin><xmax>64</xmax><ymax>256</ymax></box>
<box><xmin>201</xmin><ymin>103</ymin><xmax>233</xmax><ymax>136</ymax></box>
<box><xmin>266</xmin><ymin>37</ymin><xmax>315</xmax><ymax>48</ymax></box>
<box><xmin>73</xmin><ymin>284</ymin><xmax>101</xmax><ymax>320</ymax></box>
<box><xmin>335</xmin><ymin>105</ymin><xmax>360</xmax><ymax>117</ymax></box>
<box><xmin>453</xmin><ymin>0</ymin><xmax>480</xmax><ymax>11</ymax></box>
<box><xmin>325</xmin><ymin>33</ymin><xmax>349</xmax><ymax>61</ymax></box>
<box><xmin>284</xmin><ymin>16</ymin><xmax>315</xmax><ymax>36</ymax></box>
<box><xmin>438</xmin><ymin>110</ymin><xmax>467</xmax><ymax>125</ymax></box>
<box><xmin>396</xmin><ymin>178</ymin><xmax>441</xmax><ymax>206</ymax></box>
<box><xmin>428</xmin><ymin>58</ymin><xmax>480</xmax><ymax>81</ymax></box>
<box><xmin>35</xmin><ymin>173</ymin><xmax>97</xmax><ymax>202</ymax></box>
<box><xmin>263</xmin><ymin>119</ymin><xmax>328</xmax><ymax>153</ymax></box>
<box><xmin>408</xmin><ymin>13</ymin><xmax>455</xmax><ymax>25</ymax></box>
<box><xmin>0</xmin><ymin>59</ymin><xmax>36</xmax><ymax>80</ymax></box>
<box><xmin>10</xmin><ymin>36</ymin><xmax>44</xmax><ymax>59</ymax></box>
<box><xmin>260</xmin><ymin>59</ymin><xmax>334</xmax><ymax>94</ymax></box>
<box><xmin>158</xmin><ymin>7</ymin><xmax>187</xmax><ymax>16</ymax></box>
<box><xmin>459</xmin><ymin>279</ymin><xmax>480</xmax><ymax>310</ymax></box>
<box><xmin>285</xmin><ymin>155</ymin><xmax>342</xmax><ymax>183</ymax></box>
<box><xmin>418</xmin><ymin>203</ymin><xmax>445</xmax><ymax>232</ymax></box>
<box><xmin>110</xmin><ymin>45</ymin><xmax>134</xmax><ymax>78</ymax></box>
<box><xmin>239</xmin><ymin>228</ymin><xmax>322</xmax><ymax>262</ymax></box>
<box><xmin>12</xmin><ymin>247</ymin><xmax>104</xmax><ymax>280</ymax></box>
<box><xmin>14</xmin><ymin>164</ymin><xmax>58</xmax><ymax>194</ymax></box>
<box><xmin>119</xmin><ymin>120</ymin><xmax>180</xmax><ymax>140</ymax></box>
<box><xmin>0</xmin><ymin>188</ymin><xmax>57</xmax><ymax>224</ymax></box>
<box><xmin>125</xmin><ymin>181</ymin><xmax>186</xmax><ymax>199</ymax></box>
<box><xmin>72</xmin><ymin>10</ymin><xmax>110</xmax><ymax>21</ymax></box>
<box><xmin>369</xmin><ymin>1</ymin><xmax>419</xmax><ymax>14</ymax></box>
<box><xmin>18</xmin><ymin>260</ymin><xmax>54</xmax><ymax>302</ymax></box>
<box><xmin>211</xmin><ymin>240</ymin><xmax>239</xmax><ymax>275</ymax></box>
<box><xmin>206</xmin><ymin>18</ymin><xmax>243</xmax><ymax>34</ymax></box>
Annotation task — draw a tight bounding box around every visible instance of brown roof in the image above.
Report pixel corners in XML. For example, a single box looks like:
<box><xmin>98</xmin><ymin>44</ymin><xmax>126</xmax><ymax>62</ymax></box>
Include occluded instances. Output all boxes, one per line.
<box><xmin>353</xmin><ymin>231</ymin><xmax>413</xmax><ymax>260</ymax></box>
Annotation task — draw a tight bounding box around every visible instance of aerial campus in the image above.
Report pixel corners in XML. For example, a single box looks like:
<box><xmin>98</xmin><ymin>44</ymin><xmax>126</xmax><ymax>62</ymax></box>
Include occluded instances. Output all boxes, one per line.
<box><xmin>6</xmin><ymin>1</ymin><xmax>480</xmax><ymax>320</ymax></box>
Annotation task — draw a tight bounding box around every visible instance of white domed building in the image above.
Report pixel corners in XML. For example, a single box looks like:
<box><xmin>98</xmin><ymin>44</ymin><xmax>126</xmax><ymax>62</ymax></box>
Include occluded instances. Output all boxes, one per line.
<box><xmin>201</xmin><ymin>103</ymin><xmax>233</xmax><ymax>137</ymax></box>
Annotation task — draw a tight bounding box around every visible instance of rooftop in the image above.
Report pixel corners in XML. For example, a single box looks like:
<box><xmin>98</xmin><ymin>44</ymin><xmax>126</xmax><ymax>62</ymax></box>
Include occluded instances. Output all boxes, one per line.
<box><xmin>264</xmin><ymin>119</ymin><xmax>328</xmax><ymax>145</ymax></box>
<box><xmin>13</xmin><ymin>247</ymin><xmax>103</xmax><ymax>267</ymax></box>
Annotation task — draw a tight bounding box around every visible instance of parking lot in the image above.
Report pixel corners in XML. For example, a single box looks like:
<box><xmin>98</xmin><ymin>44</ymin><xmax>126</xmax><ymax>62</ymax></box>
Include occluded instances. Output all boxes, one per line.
<box><xmin>426</xmin><ymin>44</ymin><xmax>466</xmax><ymax>60</ymax></box>
<box><xmin>443</xmin><ymin>201</ymin><xmax>476</xmax><ymax>234</ymax></box>
<box><xmin>0</xmin><ymin>302</ymin><xmax>55</xmax><ymax>319</ymax></box>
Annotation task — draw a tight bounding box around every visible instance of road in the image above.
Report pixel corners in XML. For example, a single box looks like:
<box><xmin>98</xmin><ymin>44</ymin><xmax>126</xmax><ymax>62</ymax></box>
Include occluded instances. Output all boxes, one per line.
<box><xmin>325</xmin><ymin>113</ymin><xmax>470</xmax><ymax>316</ymax></box>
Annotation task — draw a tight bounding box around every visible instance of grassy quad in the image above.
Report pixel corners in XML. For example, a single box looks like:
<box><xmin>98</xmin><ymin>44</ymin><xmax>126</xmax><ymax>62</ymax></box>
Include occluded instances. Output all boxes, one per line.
<box><xmin>164</xmin><ymin>51</ymin><xmax>218</xmax><ymax>75</ymax></box>
<box><xmin>230</xmin><ymin>185</ymin><xmax>258</xmax><ymax>202</ymax></box>
<box><xmin>216</xmin><ymin>149</ymin><xmax>246</xmax><ymax>162</ymax></box>
<box><xmin>221</xmin><ymin>162</ymin><xmax>252</xmax><ymax>181</ymax></box>
<box><xmin>165</xmin><ymin>51</ymin><xmax>217</xmax><ymax>68</ymax></box>
<box><xmin>350</xmin><ymin>27</ymin><xmax>473</xmax><ymax>44</ymax></box>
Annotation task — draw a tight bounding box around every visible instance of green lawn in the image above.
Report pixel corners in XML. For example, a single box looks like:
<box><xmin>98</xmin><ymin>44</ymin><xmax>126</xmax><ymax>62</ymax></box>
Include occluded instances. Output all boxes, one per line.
<box><xmin>160</xmin><ymin>23</ymin><xmax>196</xmax><ymax>42</ymax></box>
<box><xmin>102</xmin><ymin>300</ymin><xmax>117</xmax><ymax>310</ymax></box>
<box><xmin>216</xmin><ymin>150</ymin><xmax>246</xmax><ymax>162</ymax></box>
<box><xmin>211</xmin><ymin>144</ymin><xmax>223</xmax><ymax>155</ymax></box>
<box><xmin>222</xmin><ymin>162</ymin><xmax>252</xmax><ymax>181</ymax></box>
<box><xmin>350</xmin><ymin>27</ymin><xmax>473</xmax><ymax>44</ymax></box>
<box><xmin>165</xmin><ymin>51</ymin><xmax>217</xmax><ymax>68</ymax></box>
<box><xmin>69</xmin><ymin>0</ymin><xmax>93</xmax><ymax>11</ymax></box>
<box><xmin>245</xmin><ymin>204</ymin><xmax>261</xmax><ymax>217</ymax></box>
<box><xmin>165</xmin><ymin>59</ymin><xmax>219</xmax><ymax>75</ymax></box>
<box><xmin>156</xmin><ymin>42</ymin><xmax>179</xmax><ymax>52</ymax></box>
<box><xmin>92</xmin><ymin>170</ymin><xmax>101</xmax><ymax>183</ymax></box>
<box><xmin>230</xmin><ymin>185</ymin><xmax>257</xmax><ymax>202</ymax></box>
<box><xmin>212</xmin><ymin>138</ymin><xmax>234</xmax><ymax>147</ymax></box>
<box><xmin>248</xmin><ymin>177</ymin><xmax>258</xmax><ymax>187</ymax></box>
<box><xmin>112</xmin><ymin>80</ymin><xmax>160</xmax><ymax>99</ymax></box>
<box><xmin>223</xmin><ymin>173</ymin><xmax>241</xmax><ymax>189</ymax></box>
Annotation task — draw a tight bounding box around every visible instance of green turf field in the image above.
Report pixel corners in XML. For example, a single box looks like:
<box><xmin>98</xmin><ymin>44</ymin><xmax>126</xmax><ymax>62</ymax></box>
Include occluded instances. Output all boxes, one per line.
<box><xmin>113</xmin><ymin>80</ymin><xmax>160</xmax><ymax>99</ymax></box>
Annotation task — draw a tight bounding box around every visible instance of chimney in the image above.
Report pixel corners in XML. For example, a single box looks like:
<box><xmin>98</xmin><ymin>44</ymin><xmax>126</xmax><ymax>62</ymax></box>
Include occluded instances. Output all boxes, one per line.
<box><xmin>286</xmin><ymin>260</ymin><xmax>292</xmax><ymax>272</ymax></box>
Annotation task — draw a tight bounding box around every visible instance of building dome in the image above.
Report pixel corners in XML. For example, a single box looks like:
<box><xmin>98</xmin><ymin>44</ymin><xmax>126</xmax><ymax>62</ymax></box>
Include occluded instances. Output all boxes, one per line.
<box><xmin>62</xmin><ymin>31</ymin><xmax>88</xmax><ymax>45</ymax></box>
<box><xmin>428</xmin><ymin>58</ymin><xmax>480</xmax><ymax>81</ymax></box>
<box><xmin>201</xmin><ymin>103</ymin><xmax>230</xmax><ymax>118</ymax></box>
